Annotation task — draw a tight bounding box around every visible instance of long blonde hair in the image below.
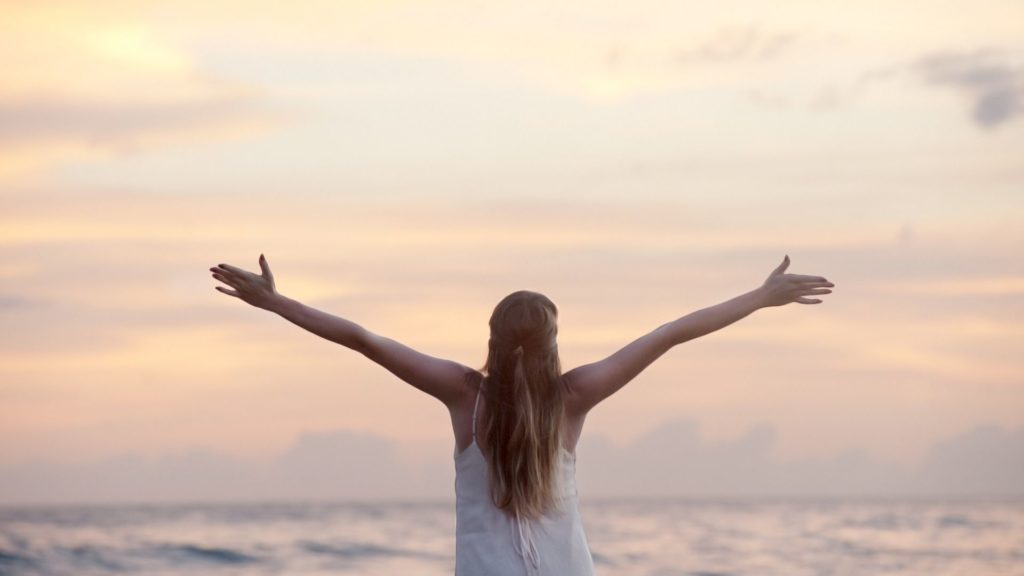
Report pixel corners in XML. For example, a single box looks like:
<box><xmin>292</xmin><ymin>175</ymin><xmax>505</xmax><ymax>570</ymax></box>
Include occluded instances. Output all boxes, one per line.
<box><xmin>480</xmin><ymin>290</ymin><xmax>565</xmax><ymax>520</ymax></box>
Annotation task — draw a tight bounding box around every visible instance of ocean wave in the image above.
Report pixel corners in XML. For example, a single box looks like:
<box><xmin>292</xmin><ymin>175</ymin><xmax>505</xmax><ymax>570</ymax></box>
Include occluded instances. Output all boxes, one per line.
<box><xmin>590</xmin><ymin>550</ymin><xmax>652</xmax><ymax>567</ymax></box>
<box><xmin>647</xmin><ymin>570</ymin><xmax>737</xmax><ymax>576</ymax></box>
<box><xmin>67</xmin><ymin>545</ymin><xmax>127</xmax><ymax>571</ymax></box>
<box><xmin>152</xmin><ymin>543</ymin><xmax>259</xmax><ymax>564</ymax></box>
<box><xmin>851</xmin><ymin>512</ymin><xmax>923</xmax><ymax>531</ymax></box>
<box><xmin>934</xmin><ymin>513</ymin><xmax>1007</xmax><ymax>530</ymax></box>
<box><xmin>0</xmin><ymin>547</ymin><xmax>36</xmax><ymax>568</ymax></box>
<box><xmin>299</xmin><ymin>540</ymin><xmax>445</xmax><ymax>561</ymax></box>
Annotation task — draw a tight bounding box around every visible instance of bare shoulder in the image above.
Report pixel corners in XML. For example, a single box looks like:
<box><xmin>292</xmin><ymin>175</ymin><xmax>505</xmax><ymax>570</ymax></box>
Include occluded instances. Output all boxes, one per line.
<box><xmin>561</xmin><ymin>369</ymin><xmax>590</xmax><ymax>418</ymax></box>
<box><xmin>561</xmin><ymin>362</ymin><xmax>616</xmax><ymax>417</ymax></box>
<box><xmin>449</xmin><ymin>370</ymin><xmax>484</xmax><ymax>411</ymax></box>
<box><xmin>450</xmin><ymin>370</ymin><xmax>485</xmax><ymax>451</ymax></box>
<box><xmin>560</xmin><ymin>371</ymin><xmax>590</xmax><ymax>451</ymax></box>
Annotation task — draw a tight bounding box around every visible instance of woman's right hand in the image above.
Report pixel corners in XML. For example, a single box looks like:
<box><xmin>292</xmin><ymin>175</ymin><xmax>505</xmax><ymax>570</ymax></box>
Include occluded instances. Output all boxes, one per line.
<box><xmin>759</xmin><ymin>255</ymin><xmax>834</xmax><ymax>307</ymax></box>
<box><xmin>210</xmin><ymin>254</ymin><xmax>279</xmax><ymax>310</ymax></box>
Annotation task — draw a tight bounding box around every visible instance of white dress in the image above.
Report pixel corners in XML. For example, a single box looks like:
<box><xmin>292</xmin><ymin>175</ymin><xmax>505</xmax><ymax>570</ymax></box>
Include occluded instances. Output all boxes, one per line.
<box><xmin>454</xmin><ymin>387</ymin><xmax>596</xmax><ymax>575</ymax></box>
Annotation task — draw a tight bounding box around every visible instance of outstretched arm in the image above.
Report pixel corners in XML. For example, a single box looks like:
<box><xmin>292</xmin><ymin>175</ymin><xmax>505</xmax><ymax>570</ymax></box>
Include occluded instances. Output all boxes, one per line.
<box><xmin>210</xmin><ymin>255</ymin><xmax>473</xmax><ymax>407</ymax></box>
<box><xmin>563</xmin><ymin>255</ymin><xmax>833</xmax><ymax>416</ymax></box>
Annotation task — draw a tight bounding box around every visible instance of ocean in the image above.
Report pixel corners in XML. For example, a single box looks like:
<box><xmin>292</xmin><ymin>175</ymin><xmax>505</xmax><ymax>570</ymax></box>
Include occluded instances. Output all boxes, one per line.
<box><xmin>1</xmin><ymin>498</ymin><xmax>1021</xmax><ymax>575</ymax></box>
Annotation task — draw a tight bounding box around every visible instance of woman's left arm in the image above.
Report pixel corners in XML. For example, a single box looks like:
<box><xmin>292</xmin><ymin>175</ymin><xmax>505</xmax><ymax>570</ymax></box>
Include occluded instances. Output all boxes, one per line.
<box><xmin>563</xmin><ymin>255</ymin><xmax>833</xmax><ymax>414</ymax></box>
<box><xmin>211</xmin><ymin>255</ymin><xmax>473</xmax><ymax>407</ymax></box>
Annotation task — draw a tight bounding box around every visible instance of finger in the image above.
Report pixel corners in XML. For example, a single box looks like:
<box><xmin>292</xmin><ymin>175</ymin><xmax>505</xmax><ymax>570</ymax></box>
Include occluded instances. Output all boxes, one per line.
<box><xmin>800</xmin><ymin>288</ymin><xmax>833</xmax><ymax>295</ymax></box>
<box><xmin>796</xmin><ymin>280</ymin><xmax>835</xmax><ymax>288</ymax></box>
<box><xmin>216</xmin><ymin>263</ymin><xmax>251</xmax><ymax>277</ymax></box>
<box><xmin>215</xmin><ymin>286</ymin><xmax>240</xmax><ymax>298</ymax></box>
<box><xmin>211</xmin><ymin>266</ymin><xmax>241</xmax><ymax>281</ymax></box>
<box><xmin>795</xmin><ymin>297</ymin><xmax>822</xmax><ymax>304</ymax></box>
<box><xmin>787</xmin><ymin>274</ymin><xmax>830</xmax><ymax>283</ymax></box>
<box><xmin>211</xmin><ymin>272</ymin><xmax>235</xmax><ymax>286</ymax></box>
<box><xmin>771</xmin><ymin>254</ymin><xmax>790</xmax><ymax>276</ymax></box>
<box><xmin>259</xmin><ymin>253</ymin><xmax>273</xmax><ymax>280</ymax></box>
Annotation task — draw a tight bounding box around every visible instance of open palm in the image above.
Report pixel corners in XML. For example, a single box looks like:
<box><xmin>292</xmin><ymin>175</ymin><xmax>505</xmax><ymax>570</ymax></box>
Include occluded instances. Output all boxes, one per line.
<box><xmin>210</xmin><ymin>254</ymin><xmax>278</xmax><ymax>310</ymax></box>
<box><xmin>760</xmin><ymin>255</ymin><xmax>834</xmax><ymax>306</ymax></box>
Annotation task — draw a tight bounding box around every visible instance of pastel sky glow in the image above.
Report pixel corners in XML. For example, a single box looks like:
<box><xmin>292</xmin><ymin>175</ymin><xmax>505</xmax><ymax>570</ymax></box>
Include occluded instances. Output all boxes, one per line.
<box><xmin>2</xmin><ymin>0</ymin><xmax>1023</xmax><ymax>502</ymax></box>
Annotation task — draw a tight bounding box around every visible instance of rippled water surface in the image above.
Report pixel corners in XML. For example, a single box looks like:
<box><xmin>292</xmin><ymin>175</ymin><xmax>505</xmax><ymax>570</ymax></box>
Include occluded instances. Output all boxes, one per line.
<box><xmin>1</xmin><ymin>499</ymin><xmax>1022</xmax><ymax>575</ymax></box>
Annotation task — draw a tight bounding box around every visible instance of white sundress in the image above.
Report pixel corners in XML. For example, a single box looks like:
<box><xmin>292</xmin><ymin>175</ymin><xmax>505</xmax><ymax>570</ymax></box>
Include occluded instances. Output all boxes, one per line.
<box><xmin>454</xmin><ymin>386</ymin><xmax>596</xmax><ymax>575</ymax></box>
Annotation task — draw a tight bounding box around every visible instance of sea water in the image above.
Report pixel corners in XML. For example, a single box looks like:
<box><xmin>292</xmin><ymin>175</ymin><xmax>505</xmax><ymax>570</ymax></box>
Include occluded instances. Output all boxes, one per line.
<box><xmin>1</xmin><ymin>498</ymin><xmax>1021</xmax><ymax>576</ymax></box>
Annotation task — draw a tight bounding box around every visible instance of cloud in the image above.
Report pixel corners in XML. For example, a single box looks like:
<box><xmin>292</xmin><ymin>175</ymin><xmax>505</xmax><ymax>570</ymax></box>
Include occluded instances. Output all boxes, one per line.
<box><xmin>675</xmin><ymin>25</ymin><xmax>802</xmax><ymax>65</ymax></box>
<box><xmin>0</xmin><ymin>4</ymin><xmax>281</xmax><ymax>182</ymax></box>
<box><xmin>576</xmin><ymin>419</ymin><xmax>907</xmax><ymax>497</ymax></box>
<box><xmin>910</xmin><ymin>48</ymin><xmax>1024</xmax><ymax>128</ymax></box>
<box><xmin>856</xmin><ymin>47</ymin><xmax>1024</xmax><ymax>129</ymax></box>
<box><xmin>825</xmin><ymin>47</ymin><xmax>1024</xmax><ymax>125</ymax></box>
<box><xmin>2</xmin><ymin>421</ymin><xmax>1022</xmax><ymax>504</ymax></box>
<box><xmin>877</xmin><ymin>276</ymin><xmax>1024</xmax><ymax>297</ymax></box>
<box><xmin>915</xmin><ymin>424</ymin><xmax>1024</xmax><ymax>494</ymax></box>
<box><xmin>0</xmin><ymin>295</ymin><xmax>44</xmax><ymax>309</ymax></box>
<box><xmin>0</xmin><ymin>430</ymin><xmax>452</xmax><ymax>504</ymax></box>
<box><xmin>0</xmin><ymin>91</ymin><xmax>279</xmax><ymax>183</ymax></box>
<box><xmin>578</xmin><ymin>420</ymin><xmax>1024</xmax><ymax>497</ymax></box>
<box><xmin>0</xmin><ymin>94</ymin><xmax>269</xmax><ymax>150</ymax></box>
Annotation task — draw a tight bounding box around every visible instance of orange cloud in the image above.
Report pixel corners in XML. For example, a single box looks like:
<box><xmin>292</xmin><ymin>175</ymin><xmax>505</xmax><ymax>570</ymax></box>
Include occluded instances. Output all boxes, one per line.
<box><xmin>0</xmin><ymin>3</ymin><xmax>279</xmax><ymax>183</ymax></box>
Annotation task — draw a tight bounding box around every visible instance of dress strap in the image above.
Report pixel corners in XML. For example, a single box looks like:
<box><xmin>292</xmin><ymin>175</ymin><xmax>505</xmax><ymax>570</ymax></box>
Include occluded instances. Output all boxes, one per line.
<box><xmin>471</xmin><ymin>383</ymin><xmax>483</xmax><ymax>439</ymax></box>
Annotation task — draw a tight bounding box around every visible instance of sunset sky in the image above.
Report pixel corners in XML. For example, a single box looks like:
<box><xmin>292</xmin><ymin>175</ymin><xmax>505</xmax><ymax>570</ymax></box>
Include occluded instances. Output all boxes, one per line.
<box><xmin>2</xmin><ymin>0</ymin><xmax>1023</xmax><ymax>502</ymax></box>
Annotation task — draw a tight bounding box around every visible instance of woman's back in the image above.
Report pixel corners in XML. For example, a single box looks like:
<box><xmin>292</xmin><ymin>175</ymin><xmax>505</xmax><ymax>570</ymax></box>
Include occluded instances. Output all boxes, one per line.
<box><xmin>455</xmin><ymin>384</ymin><xmax>596</xmax><ymax>576</ymax></box>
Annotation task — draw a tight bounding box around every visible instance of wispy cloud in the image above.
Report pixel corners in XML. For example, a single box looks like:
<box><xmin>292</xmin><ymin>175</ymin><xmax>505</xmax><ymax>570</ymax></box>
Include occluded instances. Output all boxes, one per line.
<box><xmin>674</xmin><ymin>25</ymin><xmax>802</xmax><ymax>65</ymax></box>
<box><xmin>854</xmin><ymin>47</ymin><xmax>1024</xmax><ymax>129</ymax></box>
<box><xmin>0</xmin><ymin>93</ymin><xmax>278</xmax><ymax>183</ymax></box>
<box><xmin>911</xmin><ymin>48</ymin><xmax>1024</xmax><ymax>128</ymax></box>
<box><xmin>0</xmin><ymin>296</ymin><xmax>43</xmax><ymax>309</ymax></box>
<box><xmin>0</xmin><ymin>4</ymin><xmax>280</xmax><ymax>182</ymax></box>
<box><xmin>0</xmin><ymin>94</ymin><xmax>271</xmax><ymax>150</ymax></box>
<box><xmin>879</xmin><ymin>276</ymin><xmax>1024</xmax><ymax>296</ymax></box>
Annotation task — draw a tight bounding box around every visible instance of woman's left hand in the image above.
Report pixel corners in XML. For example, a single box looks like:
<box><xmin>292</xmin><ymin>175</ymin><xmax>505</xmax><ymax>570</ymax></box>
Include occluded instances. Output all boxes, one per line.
<box><xmin>210</xmin><ymin>254</ymin><xmax>279</xmax><ymax>310</ymax></box>
<box><xmin>759</xmin><ymin>255</ymin><xmax>834</xmax><ymax>307</ymax></box>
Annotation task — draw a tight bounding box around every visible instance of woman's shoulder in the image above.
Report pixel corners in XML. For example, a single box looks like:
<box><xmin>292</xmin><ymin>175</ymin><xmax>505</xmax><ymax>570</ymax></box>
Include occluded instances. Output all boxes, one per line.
<box><xmin>450</xmin><ymin>370</ymin><xmax>485</xmax><ymax>410</ymax></box>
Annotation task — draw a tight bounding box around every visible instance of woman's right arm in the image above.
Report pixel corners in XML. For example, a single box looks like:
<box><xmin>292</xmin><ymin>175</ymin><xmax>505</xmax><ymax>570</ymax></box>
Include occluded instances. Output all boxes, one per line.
<box><xmin>211</xmin><ymin>255</ymin><xmax>474</xmax><ymax>407</ymax></box>
<box><xmin>563</xmin><ymin>255</ymin><xmax>833</xmax><ymax>416</ymax></box>
<box><xmin>267</xmin><ymin>294</ymin><xmax>474</xmax><ymax>405</ymax></box>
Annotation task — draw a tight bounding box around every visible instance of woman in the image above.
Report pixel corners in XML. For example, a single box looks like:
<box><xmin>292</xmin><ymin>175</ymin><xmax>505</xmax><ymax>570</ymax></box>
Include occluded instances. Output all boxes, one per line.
<box><xmin>209</xmin><ymin>254</ymin><xmax>833</xmax><ymax>575</ymax></box>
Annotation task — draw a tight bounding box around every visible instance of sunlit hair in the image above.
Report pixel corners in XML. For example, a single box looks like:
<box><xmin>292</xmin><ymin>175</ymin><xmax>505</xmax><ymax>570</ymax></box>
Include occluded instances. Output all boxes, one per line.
<box><xmin>480</xmin><ymin>290</ymin><xmax>565</xmax><ymax>521</ymax></box>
